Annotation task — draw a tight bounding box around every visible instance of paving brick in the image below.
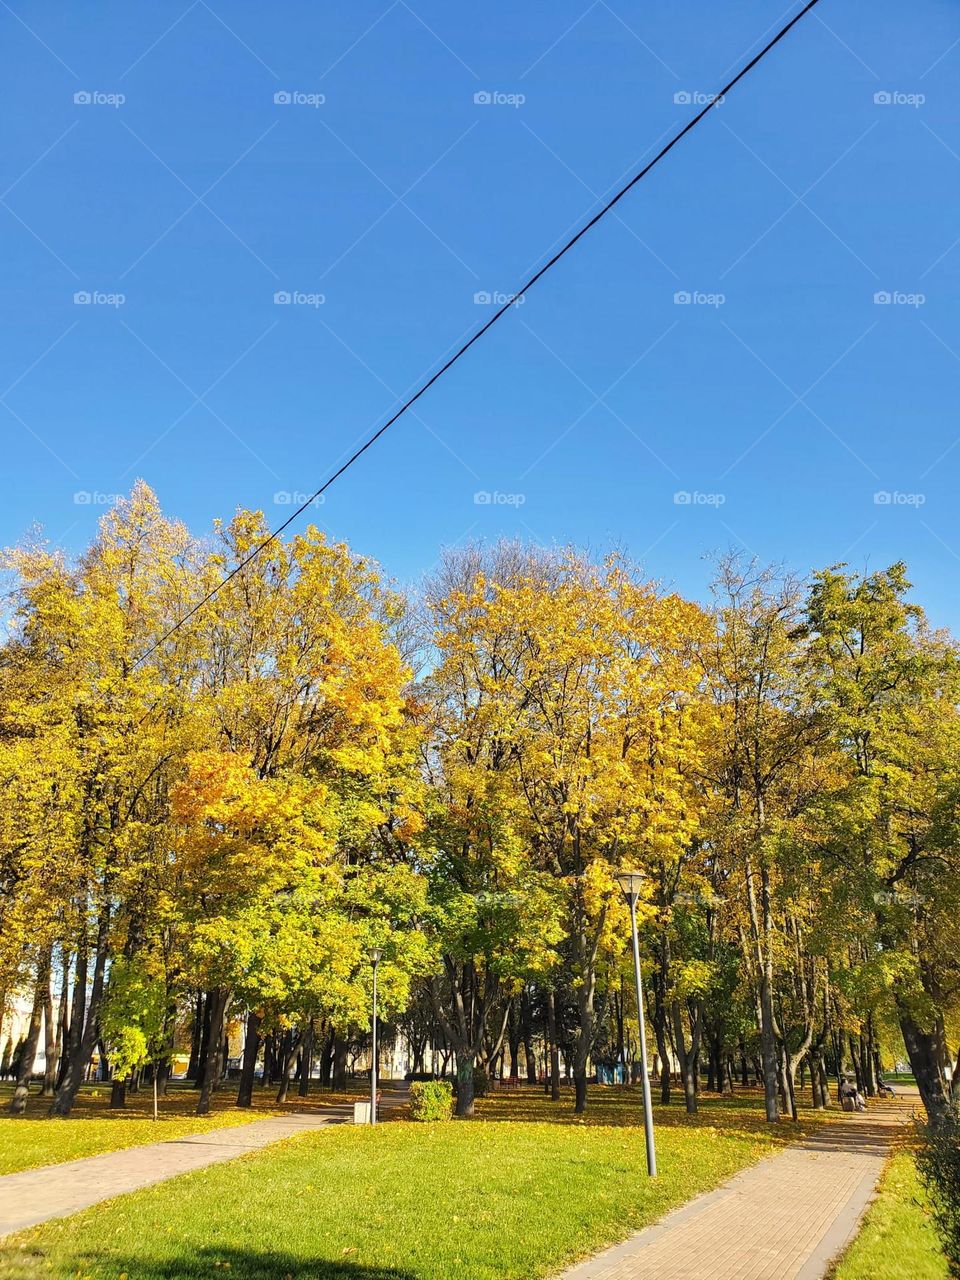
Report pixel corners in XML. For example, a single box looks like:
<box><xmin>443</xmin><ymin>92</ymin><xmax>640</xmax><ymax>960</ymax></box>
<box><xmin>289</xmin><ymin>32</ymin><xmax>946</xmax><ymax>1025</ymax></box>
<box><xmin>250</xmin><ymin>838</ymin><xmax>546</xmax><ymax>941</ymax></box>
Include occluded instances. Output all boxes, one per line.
<box><xmin>557</xmin><ymin>1094</ymin><xmax>916</xmax><ymax>1280</ymax></box>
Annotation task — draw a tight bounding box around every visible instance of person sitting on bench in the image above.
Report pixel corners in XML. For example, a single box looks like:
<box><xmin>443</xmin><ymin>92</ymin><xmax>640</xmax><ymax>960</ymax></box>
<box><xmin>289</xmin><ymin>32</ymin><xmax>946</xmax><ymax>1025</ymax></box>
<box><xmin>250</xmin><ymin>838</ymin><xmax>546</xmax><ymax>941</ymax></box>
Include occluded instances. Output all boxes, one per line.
<box><xmin>838</xmin><ymin>1074</ymin><xmax>859</xmax><ymax>1112</ymax></box>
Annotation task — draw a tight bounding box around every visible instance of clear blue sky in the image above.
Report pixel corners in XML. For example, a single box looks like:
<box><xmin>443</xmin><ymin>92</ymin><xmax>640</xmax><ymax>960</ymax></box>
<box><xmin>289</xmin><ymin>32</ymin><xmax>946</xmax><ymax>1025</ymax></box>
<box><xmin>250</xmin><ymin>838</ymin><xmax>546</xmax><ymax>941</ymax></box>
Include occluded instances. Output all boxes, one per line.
<box><xmin>3</xmin><ymin>1</ymin><xmax>959</xmax><ymax>623</ymax></box>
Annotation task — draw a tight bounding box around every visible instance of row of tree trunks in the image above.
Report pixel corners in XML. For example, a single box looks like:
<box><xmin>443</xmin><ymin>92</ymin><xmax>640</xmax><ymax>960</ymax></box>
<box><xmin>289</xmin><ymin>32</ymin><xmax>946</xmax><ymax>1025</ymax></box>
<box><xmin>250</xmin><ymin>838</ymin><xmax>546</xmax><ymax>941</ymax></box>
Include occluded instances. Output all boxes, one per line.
<box><xmin>51</xmin><ymin>904</ymin><xmax>111</xmax><ymax>1117</ymax></box>
<box><xmin>195</xmin><ymin>987</ymin><xmax>228</xmax><ymax>1115</ymax></box>
<box><xmin>9</xmin><ymin>950</ymin><xmax>50</xmax><ymax>1114</ymax></box>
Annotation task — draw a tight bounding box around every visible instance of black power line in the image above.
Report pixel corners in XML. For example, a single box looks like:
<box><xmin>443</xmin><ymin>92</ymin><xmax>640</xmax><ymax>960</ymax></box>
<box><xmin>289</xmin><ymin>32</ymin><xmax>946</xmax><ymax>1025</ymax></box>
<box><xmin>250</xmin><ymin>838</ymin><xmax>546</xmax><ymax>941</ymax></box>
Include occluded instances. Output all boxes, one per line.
<box><xmin>136</xmin><ymin>0</ymin><xmax>823</xmax><ymax>666</ymax></box>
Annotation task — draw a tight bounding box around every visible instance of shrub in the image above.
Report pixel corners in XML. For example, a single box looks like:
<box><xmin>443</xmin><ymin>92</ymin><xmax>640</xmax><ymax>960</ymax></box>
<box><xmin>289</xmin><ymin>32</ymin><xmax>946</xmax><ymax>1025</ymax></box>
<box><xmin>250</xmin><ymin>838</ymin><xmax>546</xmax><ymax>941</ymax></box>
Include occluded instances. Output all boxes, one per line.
<box><xmin>473</xmin><ymin>1066</ymin><xmax>489</xmax><ymax>1098</ymax></box>
<box><xmin>409</xmin><ymin>1080</ymin><xmax>453</xmax><ymax>1122</ymax></box>
<box><xmin>916</xmin><ymin>1108</ymin><xmax>960</xmax><ymax>1276</ymax></box>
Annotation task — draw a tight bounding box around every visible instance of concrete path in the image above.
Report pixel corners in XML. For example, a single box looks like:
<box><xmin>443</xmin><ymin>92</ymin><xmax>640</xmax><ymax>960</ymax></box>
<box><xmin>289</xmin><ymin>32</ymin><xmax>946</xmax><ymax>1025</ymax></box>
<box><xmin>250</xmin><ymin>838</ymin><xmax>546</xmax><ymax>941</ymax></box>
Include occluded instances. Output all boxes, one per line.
<box><xmin>558</xmin><ymin>1092</ymin><xmax>919</xmax><ymax>1280</ymax></box>
<box><xmin>0</xmin><ymin>1091</ymin><xmax>405</xmax><ymax>1238</ymax></box>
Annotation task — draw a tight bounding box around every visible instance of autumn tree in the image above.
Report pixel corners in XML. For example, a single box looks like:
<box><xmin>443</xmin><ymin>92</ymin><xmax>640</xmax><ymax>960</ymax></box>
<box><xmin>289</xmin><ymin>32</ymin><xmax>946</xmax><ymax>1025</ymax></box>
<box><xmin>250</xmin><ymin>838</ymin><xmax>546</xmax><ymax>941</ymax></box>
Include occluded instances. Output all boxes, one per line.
<box><xmin>804</xmin><ymin>562</ymin><xmax>960</xmax><ymax>1124</ymax></box>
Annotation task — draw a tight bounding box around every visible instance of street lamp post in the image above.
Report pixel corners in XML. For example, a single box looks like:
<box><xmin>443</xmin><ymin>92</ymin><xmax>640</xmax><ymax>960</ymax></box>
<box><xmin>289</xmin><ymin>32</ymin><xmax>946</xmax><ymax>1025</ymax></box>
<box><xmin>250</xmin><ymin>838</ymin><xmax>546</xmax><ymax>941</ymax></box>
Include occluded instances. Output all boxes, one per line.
<box><xmin>616</xmin><ymin>872</ymin><xmax>657</xmax><ymax>1177</ymax></box>
<box><xmin>370</xmin><ymin>947</ymin><xmax>381</xmax><ymax>1125</ymax></box>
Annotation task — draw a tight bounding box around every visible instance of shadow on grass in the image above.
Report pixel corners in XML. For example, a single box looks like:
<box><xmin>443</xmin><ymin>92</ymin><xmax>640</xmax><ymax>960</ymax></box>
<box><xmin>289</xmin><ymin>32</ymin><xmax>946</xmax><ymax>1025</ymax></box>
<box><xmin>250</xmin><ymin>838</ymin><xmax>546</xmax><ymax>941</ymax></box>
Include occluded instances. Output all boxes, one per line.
<box><xmin>469</xmin><ymin>1084</ymin><xmax>845</xmax><ymax>1146</ymax></box>
<box><xmin>3</xmin><ymin>1244</ymin><xmax>416</xmax><ymax>1280</ymax></box>
<box><xmin>471</xmin><ymin>1084</ymin><xmax>917</xmax><ymax>1162</ymax></box>
<box><xmin>0</xmin><ymin>1082</ymin><xmax>364</xmax><ymax>1124</ymax></box>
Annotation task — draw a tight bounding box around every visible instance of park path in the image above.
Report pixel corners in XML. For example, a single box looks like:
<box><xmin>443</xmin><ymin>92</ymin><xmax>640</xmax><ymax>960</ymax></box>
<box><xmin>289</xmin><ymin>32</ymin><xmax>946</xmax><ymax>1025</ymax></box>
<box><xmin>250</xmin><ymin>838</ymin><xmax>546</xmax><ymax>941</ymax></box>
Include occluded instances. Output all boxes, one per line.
<box><xmin>557</xmin><ymin>1090</ymin><xmax>919</xmax><ymax>1280</ymax></box>
<box><xmin>0</xmin><ymin>1088</ymin><xmax>407</xmax><ymax>1238</ymax></box>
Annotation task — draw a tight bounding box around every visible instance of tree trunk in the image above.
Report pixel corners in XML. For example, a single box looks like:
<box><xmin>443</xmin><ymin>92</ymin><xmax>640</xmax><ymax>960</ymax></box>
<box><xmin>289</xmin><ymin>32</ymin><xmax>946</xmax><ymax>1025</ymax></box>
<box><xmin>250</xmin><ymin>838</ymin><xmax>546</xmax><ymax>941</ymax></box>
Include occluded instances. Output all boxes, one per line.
<box><xmin>898</xmin><ymin>1009</ymin><xmax>950</xmax><ymax>1125</ymax></box>
<box><xmin>332</xmin><ymin>1035</ymin><xmax>348</xmax><ymax>1090</ymax></box>
<box><xmin>671</xmin><ymin>997</ymin><xmax>700</xmax><ymax>1115</ymax></box>
<box><xmin>195</xmin><ymin>988</ymin><xmax>228</xmax><ymax>1116</ymax></box>
<box><xmin>195</xmin><ymin>991</ymin><xmax>215</xmax><ymax>1093</ymax></box>
<box><xmin>236</xmin><ymin>1011</ymin><xmax>261</xmax><ymax>1107</ymax></box>
<box><xmin>506</xmin><ymin>997</ymin><xmax>521</xmax><ymax>1079</ymax></box>
<box><xmin>10</xmin><ymin>958</ymin><xmax>49</xmax><ymax>1115</ymax></box>
<box><xmin>814</xmin><ymin>1054</ymin><xmax>829</xmax><ymax>1116</ymax></box>
<box><xmin>58</xmin><ymin>943</ymin><xmax>87</xmax><ymax>1091</ymax></box>
<box><xmin>758</xmin><ymin>950</ymin><xmax>779</xmax><ymax>1118</ymax></box>
<box><xmin>298</xmin><ymin>1020</ymin><xmax>315</xmax><ymax>1097</ymax></box>
<box><xmin>546</xmin><ymin>988</ymin><xmax>561</xmax><ymax>1101</ymax></box>
<box><xmin>523</xmin><ymin>1037</ymin><xmax>537</xmax><ymax>1085</ymax></box>
<box><xmin>745</xmin><ymin>852</ymin><xmax>779</xmax><ymax>1122</ymax></box>
<box><xmin>455</xmin><ymin>1051</ymin><xmax>476</xmax><ymax>1117</ymax></box>
<box><xmin>41</xmin><ymin>962</ymin><xmax>59</xmax><ymax>1098</ymax></box>
<box><xmin>187</xmin><ymin>992</ymin><xmax>204</xmax><ymax>1082</ymax></box>
<box><xmin>110</xmin><ymin>1079</ymin><xmax>127</xmax><ymax>1109</ymax></box>
<box><xmin>862</xmin><ymin>1022</ymin><xmax>877</xmax><ymax>1097</ymax></box>
<box><xmin>572</xmin><ymin>1019</ymin><xmax>591</xmax><ymax>1114</ymax></box>
<box><xmin>657</xmin><ymin>1019</ymin><xmax>672</xmax><ymax>1103</ymax></box>
<box><xmin>276</xmin><ymin>1029</ymin><xmax>302</xmax><ymax>1104</ymax></box>
<box><xmin>51</xmin><ymin>918</ymin><xmax>109</xmax><ymax>1117</ymax></box>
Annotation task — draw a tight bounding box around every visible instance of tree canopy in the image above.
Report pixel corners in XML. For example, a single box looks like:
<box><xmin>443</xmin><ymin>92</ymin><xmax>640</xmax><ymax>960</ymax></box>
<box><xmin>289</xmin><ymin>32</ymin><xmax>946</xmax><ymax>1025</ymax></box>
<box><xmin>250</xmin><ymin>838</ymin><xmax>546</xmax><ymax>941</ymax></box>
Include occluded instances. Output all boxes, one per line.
<box><xmin>3</xmin><ymin>487</ymin><xmax>958</xmax><ymax>1127</ymax></box>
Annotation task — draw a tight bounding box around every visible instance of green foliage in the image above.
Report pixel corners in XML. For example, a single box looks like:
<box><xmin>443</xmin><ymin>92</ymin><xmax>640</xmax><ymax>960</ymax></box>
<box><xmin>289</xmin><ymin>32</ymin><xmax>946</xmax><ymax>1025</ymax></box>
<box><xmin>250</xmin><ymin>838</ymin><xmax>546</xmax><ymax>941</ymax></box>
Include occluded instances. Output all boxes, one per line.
<box><xmin>917</xmin><ymin>1111</ymin><xmax>960</xmax><ymax>1276</ymax></box>
<box><xmin>408</xmin><ymin>1079</ymin><xmax>453</xmax><ymax>1121</ymax></box>
<box><xmin>100</xmin><ymin>957</ymin><xmax>169</xmax><ymax>1080</ymax></box>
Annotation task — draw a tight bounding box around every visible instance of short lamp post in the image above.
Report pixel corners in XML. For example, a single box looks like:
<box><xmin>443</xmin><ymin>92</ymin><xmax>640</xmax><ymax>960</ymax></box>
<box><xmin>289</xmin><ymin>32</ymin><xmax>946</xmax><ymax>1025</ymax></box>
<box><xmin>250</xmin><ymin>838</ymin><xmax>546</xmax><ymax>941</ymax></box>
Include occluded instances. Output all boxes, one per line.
<box><xmin>370</xmin><ymin>947</ymin><xmax>382</xmax><ymax>1125</ymax></box>
<box><xmin>616</xmin><ymin>871</ymin><xmax>657</xmax><ymax>1177</ymax></box>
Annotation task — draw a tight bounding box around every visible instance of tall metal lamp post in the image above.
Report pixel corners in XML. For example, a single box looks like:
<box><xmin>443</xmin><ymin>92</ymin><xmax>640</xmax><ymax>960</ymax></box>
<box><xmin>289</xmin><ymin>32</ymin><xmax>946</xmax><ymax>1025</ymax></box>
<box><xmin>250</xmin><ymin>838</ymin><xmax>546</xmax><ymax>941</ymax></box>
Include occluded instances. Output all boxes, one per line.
<box><xmin>616</xmin><ymin>871</ymin><xmax>657</xmax><ymax>1177</ymax></box>
<box><xmin>369</xmin><ymin>947</ymin><xmax>381</xmax><ymax>1125</ymax></box>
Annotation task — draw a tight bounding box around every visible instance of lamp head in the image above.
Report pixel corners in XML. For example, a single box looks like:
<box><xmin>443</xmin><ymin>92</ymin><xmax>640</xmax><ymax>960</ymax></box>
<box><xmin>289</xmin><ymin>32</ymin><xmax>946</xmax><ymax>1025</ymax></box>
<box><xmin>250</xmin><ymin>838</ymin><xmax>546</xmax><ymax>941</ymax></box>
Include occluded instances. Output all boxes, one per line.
<box><xmin>370</xmin><ymin>946</ymin><xmax>382</xmax><ymax>966</ymax></box>
<box><xmin>616</xmin><ymin>871</ymin><xmax>645</xmax><ymax>905</ymax></box>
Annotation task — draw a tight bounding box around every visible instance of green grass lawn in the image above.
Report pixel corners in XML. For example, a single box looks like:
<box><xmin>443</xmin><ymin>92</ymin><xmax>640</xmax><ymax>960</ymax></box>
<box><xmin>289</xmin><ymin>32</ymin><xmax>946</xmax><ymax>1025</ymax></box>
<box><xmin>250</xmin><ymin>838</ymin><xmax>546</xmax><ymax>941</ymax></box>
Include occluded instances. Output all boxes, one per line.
<box><xmin>0</xmin><ymin>1087</ymin><xmax>818</xmax><ymax>1280</ymax></box>
<box><xmin>0</xmin><ymin>1082</ymin><xmax>360</xmax><ymax>1175</ymax></box>
<box><xmin>832</xmin><ymin>1147</ymin><xmax>949</xmax><ymax>1280</ymax></box>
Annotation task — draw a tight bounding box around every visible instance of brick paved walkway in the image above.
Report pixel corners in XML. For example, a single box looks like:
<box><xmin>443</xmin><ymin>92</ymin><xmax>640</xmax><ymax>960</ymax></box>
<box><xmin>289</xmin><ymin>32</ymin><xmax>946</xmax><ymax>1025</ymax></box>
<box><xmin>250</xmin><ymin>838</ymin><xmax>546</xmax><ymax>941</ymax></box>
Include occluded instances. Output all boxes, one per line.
<box><xmin>0</xmin><ymin>1090</ymin><xmax>406</xmax><ymax>1239</ymax></box>
<box><xmin>558</xmin><ymin>1092</ymin><xmax>919</xmax><ymax>1280</ymax></box>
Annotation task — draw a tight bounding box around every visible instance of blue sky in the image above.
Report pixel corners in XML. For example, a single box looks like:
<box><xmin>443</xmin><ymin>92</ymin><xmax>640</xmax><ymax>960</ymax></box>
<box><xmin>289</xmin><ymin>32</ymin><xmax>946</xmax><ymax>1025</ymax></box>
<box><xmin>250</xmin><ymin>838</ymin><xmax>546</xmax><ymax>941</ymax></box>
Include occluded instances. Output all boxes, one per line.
<box><xmin>3</xmin><ymin>0</ymin><xmax>959</xmax><ymax>623</ymax></box>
